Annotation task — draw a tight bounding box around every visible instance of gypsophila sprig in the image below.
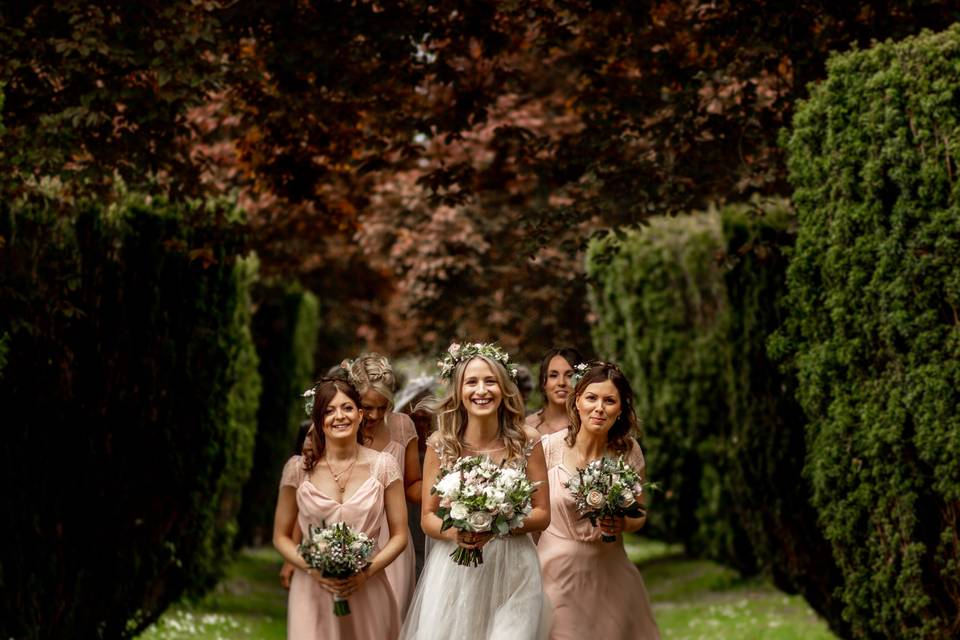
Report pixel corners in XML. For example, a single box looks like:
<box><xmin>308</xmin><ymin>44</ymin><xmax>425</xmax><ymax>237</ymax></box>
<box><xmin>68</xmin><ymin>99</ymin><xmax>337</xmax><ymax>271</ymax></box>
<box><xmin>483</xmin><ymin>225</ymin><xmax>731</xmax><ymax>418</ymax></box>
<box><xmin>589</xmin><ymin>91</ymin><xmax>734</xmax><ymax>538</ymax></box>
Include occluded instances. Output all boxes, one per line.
<box><xmin>564</xmin><ymin>456</ymin><xmax>652</xmax><ymax>542</ymax></box>
<box><xmin>302</xmin><ymin>387</ymin><xmax>316</xmax><ymax>417</ymax></box>
<box><xmin>570</xmin><ymin>362</ymin><xmax>591</xmax><ymax>388</ymax></box>
<box><xmin>432</xmin><ymin>455</ymin><xmax>538</xmax><ymax>566</ymax></box>
<box><xmin>298</xmin><ymin>522</ymin><xmax>375</xmax><ymax>615</ymax></box>
<box><xmin>437</xmin><ymin>342</ymin><xmax>518</xmax><ymax>382</ymax></box>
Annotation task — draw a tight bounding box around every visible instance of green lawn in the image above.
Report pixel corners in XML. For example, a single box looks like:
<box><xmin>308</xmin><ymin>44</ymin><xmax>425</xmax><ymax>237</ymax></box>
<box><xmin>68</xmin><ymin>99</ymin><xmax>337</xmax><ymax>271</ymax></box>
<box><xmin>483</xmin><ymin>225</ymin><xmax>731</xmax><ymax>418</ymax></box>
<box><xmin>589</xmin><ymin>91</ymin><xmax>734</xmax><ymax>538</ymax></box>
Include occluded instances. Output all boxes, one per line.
<box><xmin>624</xmin><ymin>538</ymin><xmax>837</xmax><ymax>640</ymax></box>
<box><xmin>139</xmin><ymin>538</ymin><xmax>837</xmax><ymax>639</ymax></box>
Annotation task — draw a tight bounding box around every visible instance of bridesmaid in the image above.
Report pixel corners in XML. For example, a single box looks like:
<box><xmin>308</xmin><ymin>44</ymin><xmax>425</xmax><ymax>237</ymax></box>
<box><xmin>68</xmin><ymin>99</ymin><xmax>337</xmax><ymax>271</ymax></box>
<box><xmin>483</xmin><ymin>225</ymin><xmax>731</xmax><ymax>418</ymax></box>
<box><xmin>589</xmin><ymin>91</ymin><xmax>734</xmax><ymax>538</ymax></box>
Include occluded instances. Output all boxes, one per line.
<box><xmin>273</xmin><ymin>378</ymin><xmax>408</xmax><ymax>639</ymax></box>
<box><xmin>537</xmin><ymin>362</ymin><xmax>660</xmax><ymax>640</ymax></box>
<box><xmin>347</xmin><ymin>353</ymin><xmax>421</xmax><ymax>616</ymax></box>
<box><xmin>525</xmin><ymin>347</ymin><xmax>583</xmax><ymax>436</ymax></box>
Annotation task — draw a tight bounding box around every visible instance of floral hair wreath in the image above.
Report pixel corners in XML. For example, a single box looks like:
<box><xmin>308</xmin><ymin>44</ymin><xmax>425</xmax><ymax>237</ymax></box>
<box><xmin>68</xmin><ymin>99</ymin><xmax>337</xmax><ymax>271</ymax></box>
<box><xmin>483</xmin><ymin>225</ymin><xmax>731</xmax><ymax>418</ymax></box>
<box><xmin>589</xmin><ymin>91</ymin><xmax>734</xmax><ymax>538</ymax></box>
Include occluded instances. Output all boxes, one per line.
<box><xmin>301</xmin><ymin>376</ymin><xmax>352</xmax><ymax>417</ymax></box>
<box><xmin>570</xmin><ymin>362</ymin><xmax>591</xmax><ymax>389</ymax></box>
<box><xmin>570</xmin><ymin>360</ymin><xmax>624</xmax><ymax>390</ymax></box>
<box><xmin>437</xmin><ymin>341</ymin><xmax>519</xmax><ymax>382</ymax></box>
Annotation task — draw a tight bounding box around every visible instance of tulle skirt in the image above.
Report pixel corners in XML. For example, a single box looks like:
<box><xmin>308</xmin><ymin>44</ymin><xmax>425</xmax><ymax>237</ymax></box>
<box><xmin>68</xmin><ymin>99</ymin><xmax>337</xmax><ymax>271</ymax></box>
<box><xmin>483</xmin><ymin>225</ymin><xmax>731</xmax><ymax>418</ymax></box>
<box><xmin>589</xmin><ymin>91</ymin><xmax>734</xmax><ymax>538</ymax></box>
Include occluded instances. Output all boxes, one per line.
<box><xmin>400</xmin><ymin>535</ymin><xmax>551</xmax><ymax>640</ymax></box>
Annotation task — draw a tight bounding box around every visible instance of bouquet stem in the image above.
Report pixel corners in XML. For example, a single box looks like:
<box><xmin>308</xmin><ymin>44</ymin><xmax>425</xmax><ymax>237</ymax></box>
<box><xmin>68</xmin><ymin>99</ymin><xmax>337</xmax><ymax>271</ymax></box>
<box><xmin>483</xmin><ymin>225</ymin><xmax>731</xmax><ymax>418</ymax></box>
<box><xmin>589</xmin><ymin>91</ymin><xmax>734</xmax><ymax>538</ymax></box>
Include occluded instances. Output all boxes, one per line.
<box><xmin>450</xmin><ymin>546</ymin><xmax>484</xmax><ymax>567</ymax></box>
<box><xmin>332</xmin><ymin>595</ymin><xmax>351</xmax><ymax>616</ymax></box>
<box><xmin>600</xmin><ymin>533</ymin><xmax>617</xmax><ymax>543</ymax></box>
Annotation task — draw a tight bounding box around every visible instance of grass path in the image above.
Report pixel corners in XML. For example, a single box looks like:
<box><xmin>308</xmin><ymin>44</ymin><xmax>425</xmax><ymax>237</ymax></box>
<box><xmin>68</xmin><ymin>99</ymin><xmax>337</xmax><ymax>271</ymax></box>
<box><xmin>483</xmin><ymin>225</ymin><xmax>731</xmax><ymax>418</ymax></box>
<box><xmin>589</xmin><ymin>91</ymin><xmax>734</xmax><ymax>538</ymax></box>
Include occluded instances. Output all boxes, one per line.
<box><xmin>625</xmin><ymin>539</ymin><xmax>837</xmax><ymax>639</ymax></box>
<box><xmin>140</xmin><ymin>538</ymin><xmax>837</xmax><ymax>639</ymax></box>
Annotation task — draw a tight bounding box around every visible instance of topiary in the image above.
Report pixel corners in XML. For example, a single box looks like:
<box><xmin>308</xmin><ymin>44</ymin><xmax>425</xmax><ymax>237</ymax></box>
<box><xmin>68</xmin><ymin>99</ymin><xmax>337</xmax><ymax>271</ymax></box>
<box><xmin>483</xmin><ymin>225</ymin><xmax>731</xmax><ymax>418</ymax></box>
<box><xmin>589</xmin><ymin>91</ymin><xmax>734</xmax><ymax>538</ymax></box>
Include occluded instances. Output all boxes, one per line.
<box><xmin>237</xmin><ymin>281</ymin><xmax>320</xmax><ymax>547</ymax></box>
<box><xmin>778</xmin><ymin>24</ymin><xmax>960</xmax><ymax>638</ymax></box>
<box><xmin>0</xmin><ymin>192</ymin><xmax>260</xmax><ymax>639</ymax></box>
<box><xmin>587</xmin><ymin>212</ymin><xmax>757</xmax><ymax>573</ymax></box>
<box><xmin>721</xmin><ymin>200</ymin><xmax>849</xmax><ymax>636</ymax></box>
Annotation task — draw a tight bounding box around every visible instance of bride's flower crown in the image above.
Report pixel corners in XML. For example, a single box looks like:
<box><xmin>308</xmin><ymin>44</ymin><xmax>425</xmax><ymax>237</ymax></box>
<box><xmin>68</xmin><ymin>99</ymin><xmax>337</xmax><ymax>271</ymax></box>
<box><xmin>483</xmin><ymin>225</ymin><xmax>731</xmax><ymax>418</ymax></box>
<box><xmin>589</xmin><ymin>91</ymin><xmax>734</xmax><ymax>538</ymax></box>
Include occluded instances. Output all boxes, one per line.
<box><xmin>437</xmin><ymin>342</ymin><xmax>518</xmax><ymax>382</ymax></box>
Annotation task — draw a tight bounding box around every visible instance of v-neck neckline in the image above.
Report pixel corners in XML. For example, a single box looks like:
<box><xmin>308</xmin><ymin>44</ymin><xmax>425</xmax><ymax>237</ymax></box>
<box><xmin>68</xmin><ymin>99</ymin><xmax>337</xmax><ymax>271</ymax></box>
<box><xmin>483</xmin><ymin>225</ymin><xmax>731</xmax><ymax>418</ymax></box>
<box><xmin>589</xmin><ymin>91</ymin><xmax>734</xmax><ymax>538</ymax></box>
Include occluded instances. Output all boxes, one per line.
<box><xmin>302</xmin><ymin>475</ymin><xmax>376</xmax><ymax>505</ymax></box>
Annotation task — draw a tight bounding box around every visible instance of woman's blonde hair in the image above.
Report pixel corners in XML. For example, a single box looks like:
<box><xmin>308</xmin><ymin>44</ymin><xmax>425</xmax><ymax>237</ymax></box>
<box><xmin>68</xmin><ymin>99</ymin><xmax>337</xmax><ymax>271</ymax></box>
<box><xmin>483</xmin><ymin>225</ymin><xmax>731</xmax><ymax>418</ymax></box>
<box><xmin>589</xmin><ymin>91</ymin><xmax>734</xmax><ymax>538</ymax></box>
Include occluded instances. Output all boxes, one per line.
<box><xmin>432</xmin><ymin>355</ymin><xmax>528</xmax><ymax>464</ymax></box>
<box><xmin>347</xmin><ymin>353</ymin><xmax>397</xmax><ymax>409</ymax></box>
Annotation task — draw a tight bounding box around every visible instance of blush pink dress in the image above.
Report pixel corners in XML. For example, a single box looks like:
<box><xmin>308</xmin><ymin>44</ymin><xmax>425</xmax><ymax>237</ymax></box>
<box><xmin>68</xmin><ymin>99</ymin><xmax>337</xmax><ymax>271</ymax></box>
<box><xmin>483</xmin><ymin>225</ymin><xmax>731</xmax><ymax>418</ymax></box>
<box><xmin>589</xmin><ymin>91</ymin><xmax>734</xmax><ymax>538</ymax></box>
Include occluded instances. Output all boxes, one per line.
<box><xmin>378</xmin><ymin>412</ymin><xmax>418</xmax><ymax>618</ymax></box>
<box><xmin>281</xmin><ymin>448</ymin><xmax>402</xmax><ymax>640</ymax></box>
<box><xmin>537</xmin><ymin>431</ymin><xmax>660</xmax><ymax>640</ymax></box>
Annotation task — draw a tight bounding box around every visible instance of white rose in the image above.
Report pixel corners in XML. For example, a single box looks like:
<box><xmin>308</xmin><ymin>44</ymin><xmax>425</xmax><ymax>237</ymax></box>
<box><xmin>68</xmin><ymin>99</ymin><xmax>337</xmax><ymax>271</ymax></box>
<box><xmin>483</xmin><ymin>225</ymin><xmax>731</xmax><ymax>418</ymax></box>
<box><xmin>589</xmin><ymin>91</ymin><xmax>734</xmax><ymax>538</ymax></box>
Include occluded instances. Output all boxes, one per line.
<box><xmin>484</xmin><ymin>487</ymin><xmax>506</xmax><ymax>503</ymax></box>
<box><xmin>586</xmin><ymin>490</ymin><xmax>605</xmax><ymax>509</ymax></box>
<box><xmin>450</xmin><ymin>502</ymin><xmax>469</xmax><ymax>520</ymax></box>
<box><xmin>617</xmin><ymin>490</ymin><xmax>635</xmax><ymax>508</ymax></box>
<box><xmin>435</xmin><ymin>473</ymin><xmax>461</xmax><ymax>496</ymax></box>
<box><xmin>500</xmin><ymin>503</ymin><xmax>515</xmax><ymax>519</ymax></box>
<box><xmin>498</xmin><ymin>468</ymin><xmax>520</xmax><ymax>483</ymax></box>
<box><xmin>467</xmin><ymin>511</ymin><xmax>494</xmax><ymax>532</ymax></box>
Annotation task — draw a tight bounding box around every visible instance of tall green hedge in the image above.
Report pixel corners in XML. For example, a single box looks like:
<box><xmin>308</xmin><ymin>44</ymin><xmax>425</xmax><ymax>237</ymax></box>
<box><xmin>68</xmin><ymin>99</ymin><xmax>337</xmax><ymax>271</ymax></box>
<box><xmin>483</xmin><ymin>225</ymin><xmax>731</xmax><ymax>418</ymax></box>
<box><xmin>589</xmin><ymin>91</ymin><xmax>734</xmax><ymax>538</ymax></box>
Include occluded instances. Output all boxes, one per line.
<box><xmin>587</xmin><ymin>213</ymin><xmax>757</xmax><ymax>573</ymax></box>
<box><xmin>237</xmin><ymin>281</ymin><xmax>319</xmax><ymax>546</ymax></box>
<box><xmin>722</xmin><ymin>202</ymin><xmax>848</xmax><ymax>636</ymax></box>
<box><xmin>779</xmin><ymin>25</ymin><xmax>960</xmax><ymax>638</ymax></box>
<box><xmin>0</xmin><ymin>193</ymin><xmax>260</xmax><ymax>639</ymax></box>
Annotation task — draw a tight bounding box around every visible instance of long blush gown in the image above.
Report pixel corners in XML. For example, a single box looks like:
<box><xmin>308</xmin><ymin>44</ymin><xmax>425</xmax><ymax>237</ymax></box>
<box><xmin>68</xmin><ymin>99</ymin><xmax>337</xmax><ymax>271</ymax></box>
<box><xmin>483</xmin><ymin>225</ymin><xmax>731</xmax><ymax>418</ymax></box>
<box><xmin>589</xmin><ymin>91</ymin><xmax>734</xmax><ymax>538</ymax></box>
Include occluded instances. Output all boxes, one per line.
<box><xmin>281</xmin><ymin>448</ymin><xmax>402</xmax><ymax>640</ymax></box>
<box><xmin>399</xmin><ymin>436</ymin><xmax>550</xmax><ymax>640</ymax></box>
<box><xmin>537</xmin><ymin>431</ymin><xmax>660</xmax><ymax>640</ymax></box>
<box><xmin>378</xmin><ymin>412</ymin><xmax>418</xmax><ymax>618</ymax></box>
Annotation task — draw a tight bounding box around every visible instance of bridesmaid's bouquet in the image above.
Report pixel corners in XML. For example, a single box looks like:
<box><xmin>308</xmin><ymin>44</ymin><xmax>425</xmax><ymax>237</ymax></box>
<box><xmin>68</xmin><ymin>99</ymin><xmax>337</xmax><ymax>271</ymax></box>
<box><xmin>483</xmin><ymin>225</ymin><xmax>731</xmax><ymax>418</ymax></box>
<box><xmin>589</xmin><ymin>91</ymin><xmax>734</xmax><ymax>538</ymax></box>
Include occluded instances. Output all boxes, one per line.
<box><xmin>565</xmin><ymin>456</ymin><xmax>648</xmax><ymax>542</ymax></box>
<box><xmin>298</xmin><ymin>522</ymin><xmax>375</xmax><ymax>616</ymax></box>
<box><xmin>432</xmin><ymin>455</ymin><xmax>537</xmax><ymax>567</ymax></box>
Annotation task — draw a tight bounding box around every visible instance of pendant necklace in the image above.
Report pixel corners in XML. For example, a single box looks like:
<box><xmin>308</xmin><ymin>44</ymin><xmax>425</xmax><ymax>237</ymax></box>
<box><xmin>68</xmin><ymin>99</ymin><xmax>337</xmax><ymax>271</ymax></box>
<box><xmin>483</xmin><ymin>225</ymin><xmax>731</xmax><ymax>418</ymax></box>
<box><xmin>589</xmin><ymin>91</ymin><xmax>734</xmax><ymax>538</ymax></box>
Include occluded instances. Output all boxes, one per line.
<box><xmin>324</xmin><ymin>449</ymin><xmax>359</xmax><ymax>499</ymax></box>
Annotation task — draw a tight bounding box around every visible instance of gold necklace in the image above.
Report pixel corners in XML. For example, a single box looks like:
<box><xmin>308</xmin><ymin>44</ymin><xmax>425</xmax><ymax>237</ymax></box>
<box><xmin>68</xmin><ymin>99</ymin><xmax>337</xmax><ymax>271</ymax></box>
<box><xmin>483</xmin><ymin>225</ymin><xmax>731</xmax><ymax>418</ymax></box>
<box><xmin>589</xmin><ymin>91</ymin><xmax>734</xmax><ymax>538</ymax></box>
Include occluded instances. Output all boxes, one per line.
<box><xmin>323</xmin><ymin>449</ymin><xmax>359</xmax><ymax>499</ymax></box>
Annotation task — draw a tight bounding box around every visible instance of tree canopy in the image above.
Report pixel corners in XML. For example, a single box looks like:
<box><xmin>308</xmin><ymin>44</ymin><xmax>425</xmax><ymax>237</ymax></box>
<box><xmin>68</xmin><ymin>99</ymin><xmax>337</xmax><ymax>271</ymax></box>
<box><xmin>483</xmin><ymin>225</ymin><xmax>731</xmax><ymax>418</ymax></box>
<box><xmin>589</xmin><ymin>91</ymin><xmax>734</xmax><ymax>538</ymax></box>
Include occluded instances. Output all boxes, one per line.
<box><xmin>4</xmin><ymin>1</ymin><xmax>959</xmax><ymax>356</ymax></box>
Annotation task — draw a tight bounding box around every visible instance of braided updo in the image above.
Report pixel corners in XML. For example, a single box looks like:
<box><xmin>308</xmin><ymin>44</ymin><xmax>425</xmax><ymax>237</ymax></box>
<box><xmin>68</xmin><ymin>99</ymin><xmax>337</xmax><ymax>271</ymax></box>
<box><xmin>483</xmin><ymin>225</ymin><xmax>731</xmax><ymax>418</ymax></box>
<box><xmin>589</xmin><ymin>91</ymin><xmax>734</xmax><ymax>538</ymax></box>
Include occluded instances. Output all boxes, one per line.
<box><xmin>346</xmin><ymin>353</ymin><xmax>397</xmax><ymax>408</ymax></box>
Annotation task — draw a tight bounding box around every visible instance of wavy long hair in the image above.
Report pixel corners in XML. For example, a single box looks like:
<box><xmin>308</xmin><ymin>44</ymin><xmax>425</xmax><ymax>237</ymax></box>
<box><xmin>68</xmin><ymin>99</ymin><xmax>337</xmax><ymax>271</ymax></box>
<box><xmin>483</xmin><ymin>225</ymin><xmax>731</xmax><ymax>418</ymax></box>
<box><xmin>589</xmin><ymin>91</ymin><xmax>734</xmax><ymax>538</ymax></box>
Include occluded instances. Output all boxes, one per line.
<box><xmin>303</xmin><ymin>379</ymin><xmax>366</xmax><ymax>472</ymax></box>
<box><xmin>431</xmin><ymin>355</ymin><xmax>528</xmax><ymax>464</ymax></box>
<box><xmin>565</xmin><ymin>362</ymin><xmax>640</xmax><ymax>454</ymax></box>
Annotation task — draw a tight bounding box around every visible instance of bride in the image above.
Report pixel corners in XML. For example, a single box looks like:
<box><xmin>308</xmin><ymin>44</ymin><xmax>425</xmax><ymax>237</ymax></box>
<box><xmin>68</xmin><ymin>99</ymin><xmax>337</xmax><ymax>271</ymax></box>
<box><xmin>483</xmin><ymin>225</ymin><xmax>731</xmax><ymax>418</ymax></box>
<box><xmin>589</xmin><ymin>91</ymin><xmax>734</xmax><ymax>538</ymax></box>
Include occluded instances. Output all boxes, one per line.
<box><xmin>400</xmin><ymin>343</ymin><xmax>551</xmax><ymax>640</ymax></box>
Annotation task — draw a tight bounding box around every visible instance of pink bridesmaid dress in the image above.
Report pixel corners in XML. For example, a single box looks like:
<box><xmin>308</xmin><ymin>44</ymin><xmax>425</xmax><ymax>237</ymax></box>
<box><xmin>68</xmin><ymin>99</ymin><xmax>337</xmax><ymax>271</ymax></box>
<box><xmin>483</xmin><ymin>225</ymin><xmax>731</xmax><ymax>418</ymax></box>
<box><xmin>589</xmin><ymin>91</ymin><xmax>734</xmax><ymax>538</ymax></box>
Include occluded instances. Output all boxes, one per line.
<box><xmin>378</xmin><ymin>412</ymin><xmax>418</xmax><ymax>618</ymax></box>
<box><xmin>537</xmin><ymin>431</ymin><xmax>660</xmax><ymax>640</ymax></box>
<box><xmin>281</xmin><ymin>448</ymin><xmax>402</xmax><ymax>640</ymax></box>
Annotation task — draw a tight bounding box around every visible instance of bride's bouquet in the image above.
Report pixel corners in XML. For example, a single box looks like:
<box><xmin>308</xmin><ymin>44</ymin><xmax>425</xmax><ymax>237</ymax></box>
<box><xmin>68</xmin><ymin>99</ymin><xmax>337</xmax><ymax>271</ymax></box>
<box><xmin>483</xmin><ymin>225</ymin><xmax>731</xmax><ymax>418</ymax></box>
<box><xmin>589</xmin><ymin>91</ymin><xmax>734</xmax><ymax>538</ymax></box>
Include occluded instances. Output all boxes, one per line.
<box><xmin>565</xmin><ymin>456</ymin><xmax>649</xmax><ymax>542</ymax></box>
<box><xmin>298</xmin><ymin>522</ymin><xmax>375</xmax><ymax>615</ymax></box>
<box><xmin>433</xmin><ymin>455</ymin><xmax>537</xmax><ymax>567</ymax></box>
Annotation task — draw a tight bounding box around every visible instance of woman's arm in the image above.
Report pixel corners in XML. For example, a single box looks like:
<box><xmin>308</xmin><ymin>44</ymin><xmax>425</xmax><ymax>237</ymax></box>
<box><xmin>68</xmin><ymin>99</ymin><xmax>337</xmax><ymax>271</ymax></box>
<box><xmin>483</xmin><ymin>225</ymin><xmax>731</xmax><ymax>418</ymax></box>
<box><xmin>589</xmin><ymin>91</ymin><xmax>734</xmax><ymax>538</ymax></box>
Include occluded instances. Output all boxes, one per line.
<box><xmin>279</xmin><ymin>521</ymin><xmax>304</xmax><ymax>588</ymax></box>
<box><xmin>273</xmin><ymin>486</ymin><xmax>309</xmax><ymax>570</ymax></box>
<box><xmin>403</xmin><ymin>438</ymin><xmax>423</xmax><ymax>504</ymax></box>
<box><xmin>513</xmin><ymin>432</ymin><xmax>551</xmax><ymax>535</ymax></box>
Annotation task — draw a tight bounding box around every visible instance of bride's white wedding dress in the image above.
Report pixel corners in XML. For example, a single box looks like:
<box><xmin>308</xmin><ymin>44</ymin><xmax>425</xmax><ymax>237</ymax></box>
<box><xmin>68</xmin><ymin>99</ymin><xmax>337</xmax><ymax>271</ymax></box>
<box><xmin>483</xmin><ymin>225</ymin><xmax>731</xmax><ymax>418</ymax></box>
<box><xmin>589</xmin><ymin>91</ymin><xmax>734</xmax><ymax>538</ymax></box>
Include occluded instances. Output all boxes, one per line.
<box><xmin>399</xmin><ymin>444</ymin><xmax>551</xmax><ymax>640</ymax></box>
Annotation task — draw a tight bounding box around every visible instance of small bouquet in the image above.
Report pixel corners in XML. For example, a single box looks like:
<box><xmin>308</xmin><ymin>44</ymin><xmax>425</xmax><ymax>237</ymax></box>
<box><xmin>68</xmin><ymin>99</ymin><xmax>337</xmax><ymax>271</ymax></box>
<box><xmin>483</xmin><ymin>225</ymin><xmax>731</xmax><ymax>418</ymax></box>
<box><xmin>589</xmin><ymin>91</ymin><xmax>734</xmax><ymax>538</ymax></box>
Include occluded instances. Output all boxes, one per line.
<box><xmin>565</xmin><ymin>456</ymin><xmax>649</xmax><ymax>542</ymax></box>
<box><xmin>432</xmin><ymin>455</ymin><xmax>538</xmax><ymax>567</ymax></box>
<box><xmin>298</xmin><ymin>522</ymin><xmax>375</xmax><ymax>616</ymax></box>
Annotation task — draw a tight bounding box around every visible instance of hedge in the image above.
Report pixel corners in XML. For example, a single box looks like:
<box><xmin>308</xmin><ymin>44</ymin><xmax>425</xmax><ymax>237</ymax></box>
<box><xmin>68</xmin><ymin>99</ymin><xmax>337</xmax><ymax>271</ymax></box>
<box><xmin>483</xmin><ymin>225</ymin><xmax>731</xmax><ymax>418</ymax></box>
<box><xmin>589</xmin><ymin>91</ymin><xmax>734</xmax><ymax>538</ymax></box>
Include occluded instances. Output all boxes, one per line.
<box><xmin>0</xmin><ymin>192</ymin><xmax>260</xmax><ymax>639</ymax></box>
<box><xmin>722</xmin><ymin>202</ymin><xmax>848</xmax><ymax>636</ymax></box>
<box><xmin>778</xmin><ymin>24</ymin><xmax>960</xmax><ymax>638</ymax></box>
<box><xmin>587</xmin><ymin>212</ymin><xmax>757</xmax><ymax>573</ymax></box>
<box><xmin>237</xmin><ymin>281</ymin><xmax>319</xmax><ymax>546</ymax></box>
